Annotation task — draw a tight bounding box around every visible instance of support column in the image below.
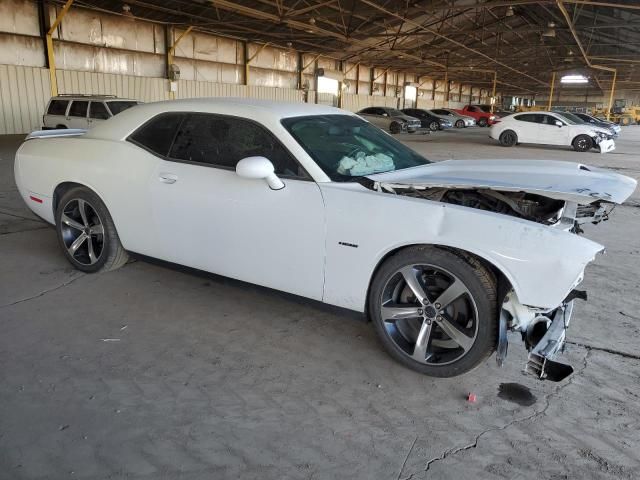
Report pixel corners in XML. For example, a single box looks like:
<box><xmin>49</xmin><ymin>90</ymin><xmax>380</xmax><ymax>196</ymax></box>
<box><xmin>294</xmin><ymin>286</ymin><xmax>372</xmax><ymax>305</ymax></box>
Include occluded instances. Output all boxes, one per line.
<box><xmin>167</xmin><ymin>26</ymin><xmax>193</xmax><ymax>100</ymax></box>
<box><xmin>46</xmin><ymin>0</ymin><xmax>75</xmax><ymax>97</ymax></box>
<box><xmin>491</xmin><ymin>71</ymin><xmax>497</xmax><ymax>112</ymax></box>
<box><xmin>606</xmin><ymin>70</ymin><xmax>617</xmax><ymax>121</ymax></box>
<box><xmin>547</xmin><ymin>71</ymin><xmax>556</xmax><ymax>111</ymax></box>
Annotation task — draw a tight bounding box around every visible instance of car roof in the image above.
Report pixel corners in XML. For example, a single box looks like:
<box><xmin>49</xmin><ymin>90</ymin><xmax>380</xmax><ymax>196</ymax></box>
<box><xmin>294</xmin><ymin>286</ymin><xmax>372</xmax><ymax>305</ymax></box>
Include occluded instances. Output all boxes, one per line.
<box><xmin>51</xmin><ymin>96</ymin><xmax>138</xmax><ymax>102</ymax></box>
<box><xmin>86</xmin><ymin>97</ymin><xmax>353</xmax><ymax>140</ymax></box>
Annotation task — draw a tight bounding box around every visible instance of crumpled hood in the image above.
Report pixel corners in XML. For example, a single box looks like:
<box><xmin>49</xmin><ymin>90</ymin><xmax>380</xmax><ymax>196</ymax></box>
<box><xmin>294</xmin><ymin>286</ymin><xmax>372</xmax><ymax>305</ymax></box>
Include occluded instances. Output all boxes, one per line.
<box><xmin>393</xmin><ymin>114</ymin><xmax>420</xmax><ymax>122</ymax></box>
<box><xmin>366</xmin><ymin>159</ymin><xmax>637</xmax><ymax>204</ymax></box>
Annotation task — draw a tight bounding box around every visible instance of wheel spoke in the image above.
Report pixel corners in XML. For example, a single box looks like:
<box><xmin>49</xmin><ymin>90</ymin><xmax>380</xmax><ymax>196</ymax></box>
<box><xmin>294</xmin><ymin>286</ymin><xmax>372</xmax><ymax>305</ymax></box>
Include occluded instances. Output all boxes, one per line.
<box><xmin>433</xmin><ymin>279</ymin><xmax>467</xmax><ymax>309</ymax></box>
<box><xmin>68</xmin><ymin>233</ymin><xmax>87</xmax><ymax>256</ymax></box>
<box><xmin>61</xmin><ymin>214</ymin><xmax>84</xmax><ymax>231</ymax></box>
<box><xmin>78</xmin><ymin>199</ymin><xmax>89</xmax><ymax>226</ymax></box>
<box><xmin>381</xmin><ymin>303</ymin><xmax>422</xmax><ymax>322</ymax></box>
<box><xmin>87</xmin><ymin>236</ymin><xmax>97</xmax><ymax>263</ymax></box>
<box><xmin>89</xmin><ymin>224</ymin><xmax>104</xmax><ymax>236</ymax></box>
<box><xmin>399</xmin><ymin>266</ymin><xmax>428</xmax><ymax>303</ymax></box>
<box><xmin>436</xmin><ymin>315</ymin><xmax>474</xmax><ymax>352</ymax></box>
<box><xmin>412</xmin><ymin>319</ymin><xmax>433</xmax><ymax>362</ymax></box>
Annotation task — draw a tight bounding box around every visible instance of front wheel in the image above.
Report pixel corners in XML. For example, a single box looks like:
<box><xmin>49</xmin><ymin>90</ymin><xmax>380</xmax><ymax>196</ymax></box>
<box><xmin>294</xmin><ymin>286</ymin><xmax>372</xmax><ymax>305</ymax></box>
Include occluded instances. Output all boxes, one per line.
<box><xmin>390</xmin><ymin>122</ymin><xmax>402</xmax><ymax>134</ymax></box>
<box><xmin>55</xmin><ymin>187</ymin><xmax>129</xmax><ymax>273</ymax></box>
<box><xmin>455</xmin><ymin>120</ymin><xmax>465</xmax><ymax>128</ymax></box>
<box><xmin>369</xmin><ymin>246</ymin><xmax>497</xmax><ymax>377</ymax></box>
<box><xmin>572</xmin><ymin>135</ymin><xmax>593</xmax><ymax>152</ymax></box>
<box><xmin>499</xmin><ymin>130</ymin><xmax>518</xmax><ymax>147</ymax></box>
<box><xmin>478</xmin><ymin>118</ymin><xmax>488</xmax><ymax>127</ymax></box>
<box><xmin>429</xmin><ymin>121</ymin><xmax>439</xmax><ymax>131</ymax></box>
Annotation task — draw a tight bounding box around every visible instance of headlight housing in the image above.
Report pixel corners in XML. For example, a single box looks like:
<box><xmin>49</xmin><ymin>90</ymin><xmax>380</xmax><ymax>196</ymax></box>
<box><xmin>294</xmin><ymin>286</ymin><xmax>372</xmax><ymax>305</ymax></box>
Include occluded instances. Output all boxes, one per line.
<box><xmin>490</xmin><ymin>115</ymin><xmax>496</xmax><ymax>120</ymax></box>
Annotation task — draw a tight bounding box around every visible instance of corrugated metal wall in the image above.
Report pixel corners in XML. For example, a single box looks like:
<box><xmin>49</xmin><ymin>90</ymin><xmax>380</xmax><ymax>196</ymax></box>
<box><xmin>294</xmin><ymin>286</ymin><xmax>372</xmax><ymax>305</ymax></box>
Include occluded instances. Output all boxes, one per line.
<box><xmin>0</xmin><ymin>64</ymin><xmax>306</xmax><ymax>134</ymax></box>
<box><xmin>0</xmin><ymin>0</ymin><xmax>504</xmax><ymax>134</ymax></box>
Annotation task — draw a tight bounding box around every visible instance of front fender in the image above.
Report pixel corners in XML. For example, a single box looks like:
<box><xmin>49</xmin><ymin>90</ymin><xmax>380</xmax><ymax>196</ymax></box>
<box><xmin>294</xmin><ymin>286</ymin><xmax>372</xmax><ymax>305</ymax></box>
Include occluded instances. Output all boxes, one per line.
<box><xmin>320</xmin><ymin>183</ymin><xmax>603</xmax><ymax>312</ymax></box>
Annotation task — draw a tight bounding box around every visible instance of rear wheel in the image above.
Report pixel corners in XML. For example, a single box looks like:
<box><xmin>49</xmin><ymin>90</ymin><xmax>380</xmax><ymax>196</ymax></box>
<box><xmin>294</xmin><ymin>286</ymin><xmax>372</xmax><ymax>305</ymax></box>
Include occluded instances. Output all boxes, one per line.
<box><xmin>572</xmin><ymin>135</ymin><xmax>593</xmax><ymax>152</ymax></box>
<box><xmin>369</xmin><ymin>246</ymin><xmax>497</xmax><ymax>377</ymax></box>
<box><xmin>499</xmin><ymin>130</ymin><xmax>518</xmax><ymax>147</ymax></box>
<box><xmin>55</xmin><ymin>187</ymin><xmax>129</xmax><ymax>273</ymax></box>
<box><xmin>478</xmin><ymin>118</ymin><xmax>488</xmax><ymax>127</ymax></box>
<box><xmin>455</xmin><ymin>120</ymin><xmax>465</xmax><ymax>128</ymax></box>
<box><xmin>429</xmin><ymin>121</ymin><xmax>439</xmax><ymax>131</ymax></box>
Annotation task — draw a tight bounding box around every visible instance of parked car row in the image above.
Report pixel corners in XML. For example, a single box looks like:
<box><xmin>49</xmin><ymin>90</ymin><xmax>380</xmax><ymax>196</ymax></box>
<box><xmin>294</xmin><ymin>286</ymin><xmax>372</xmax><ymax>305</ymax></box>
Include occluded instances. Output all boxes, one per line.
<box><xmin>355</xmin><ymin>106</ymin><xmax>490</xmax><ymax>134</ymax></box>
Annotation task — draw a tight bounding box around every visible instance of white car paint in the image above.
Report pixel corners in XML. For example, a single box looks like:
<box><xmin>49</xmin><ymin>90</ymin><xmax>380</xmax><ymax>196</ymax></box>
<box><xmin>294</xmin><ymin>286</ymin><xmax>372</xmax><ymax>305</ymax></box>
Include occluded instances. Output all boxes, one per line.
<box><xmin>15</xmin><ymin>99</ymin><xmax>635</xmax><ymax>317</ymax></box>
<box><xmin>490</xmin><ymin>111</ymin><xmax>615</xmax><ymax>151</ymax></box>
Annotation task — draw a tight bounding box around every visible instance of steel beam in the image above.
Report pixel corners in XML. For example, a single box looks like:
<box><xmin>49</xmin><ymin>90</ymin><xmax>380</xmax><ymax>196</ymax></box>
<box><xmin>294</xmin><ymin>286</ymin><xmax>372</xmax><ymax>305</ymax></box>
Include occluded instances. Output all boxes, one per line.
<box><xmin>46</xmin><ymin>0</ymin><xmax>74</xmax><ymax>97</ymax></box>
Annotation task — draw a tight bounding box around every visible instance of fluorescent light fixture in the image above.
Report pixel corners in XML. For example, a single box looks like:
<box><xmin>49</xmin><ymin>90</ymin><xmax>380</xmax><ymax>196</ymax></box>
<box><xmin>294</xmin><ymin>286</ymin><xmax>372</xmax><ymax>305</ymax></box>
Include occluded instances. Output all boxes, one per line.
<box><xmin>561</xmin><ymin>74</ymin><xmax>589</xmax><ymax>84</ymax></box>
<box><xmin>506</xmin><ymin>6</ymin><xmax>514</xmax><ymax>17</ymax></box>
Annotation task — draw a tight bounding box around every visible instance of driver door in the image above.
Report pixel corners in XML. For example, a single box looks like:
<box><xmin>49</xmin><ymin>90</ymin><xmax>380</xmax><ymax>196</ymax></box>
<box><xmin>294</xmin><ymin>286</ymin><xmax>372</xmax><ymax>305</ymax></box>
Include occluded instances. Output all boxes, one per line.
<box><xmin>537</xmin><ymin>114</ymin><xmax>570</xmax><ymax>145</ymax></box>
<box><xmin>145</xmin><ymin>112</ymin><xmax>326</xmax><ymax>300</ymax></box>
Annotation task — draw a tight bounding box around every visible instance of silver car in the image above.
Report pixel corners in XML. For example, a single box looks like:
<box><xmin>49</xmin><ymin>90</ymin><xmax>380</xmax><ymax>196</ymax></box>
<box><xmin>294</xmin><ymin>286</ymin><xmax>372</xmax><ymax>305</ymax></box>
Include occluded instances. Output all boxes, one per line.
<box><xmin>430</xmin><ymin>108</ymin><xmax>476</xmax><ymax>128</ymax></box>
<box><xmin>357</xmin><ymin>107</ymin><xmax>423</xmax><ymax>134</ymax></box>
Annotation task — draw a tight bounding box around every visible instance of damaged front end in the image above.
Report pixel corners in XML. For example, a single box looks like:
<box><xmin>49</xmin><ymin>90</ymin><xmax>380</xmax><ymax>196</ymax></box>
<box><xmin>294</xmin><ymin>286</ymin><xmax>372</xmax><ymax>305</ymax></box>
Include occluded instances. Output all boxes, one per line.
<box><xmin>499</xmin><ymin>290</ymin><xmax>585</xmax><ymax>382</ymax></box>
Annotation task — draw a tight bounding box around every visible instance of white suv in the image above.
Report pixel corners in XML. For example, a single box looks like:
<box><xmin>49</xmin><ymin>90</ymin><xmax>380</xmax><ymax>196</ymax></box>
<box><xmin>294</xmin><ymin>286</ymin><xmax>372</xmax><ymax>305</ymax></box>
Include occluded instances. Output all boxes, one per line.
<box><xmin>43</xmin><ymin>95</ymin><xmax>140</xmax><ymax>130</ymax></box>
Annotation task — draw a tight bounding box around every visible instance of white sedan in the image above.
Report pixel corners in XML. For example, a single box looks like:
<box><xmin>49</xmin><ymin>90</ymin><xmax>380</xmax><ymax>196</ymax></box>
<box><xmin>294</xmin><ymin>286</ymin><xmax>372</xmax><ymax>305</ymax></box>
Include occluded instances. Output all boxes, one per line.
<box><xmin>490</xmin><ymin>110</ymin><xmax>616</xmax><ymax>153</ymax></box>
<box><xmin>15</xmin><ymin>99</ymin><xmax>636</xmax><ymax>380</ymax></box>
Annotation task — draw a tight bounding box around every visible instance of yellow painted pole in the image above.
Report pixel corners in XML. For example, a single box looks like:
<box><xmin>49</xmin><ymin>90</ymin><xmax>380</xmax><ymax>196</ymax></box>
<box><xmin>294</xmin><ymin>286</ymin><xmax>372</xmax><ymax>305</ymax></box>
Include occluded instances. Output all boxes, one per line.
<box><xmin>491</xmin><ymin>71</ymin><xmax>497</xmax><ymax>112</ymax></box>
<box><xmin>547</xmin><ymin>71</ymin><xmax>556</xmax><ymax>111</ymax></box>
<box><xmin>168</xmin><ymin>26</ymin><xmax>193</xmax><ymax>99</ymax></box>
<box><xmin>606</xmin><ymin>69</ymin><xmax>617</xmax><ymax>121</ymax></box>
<box><xmin>46</xmin><ymin>0</ymin><xmax>74</xmax><ymax>97</ymax></box>
<box><xmin>245</xmin><ymin>42</ymin><xmax>271</xmax><ymax>87</ymax></box>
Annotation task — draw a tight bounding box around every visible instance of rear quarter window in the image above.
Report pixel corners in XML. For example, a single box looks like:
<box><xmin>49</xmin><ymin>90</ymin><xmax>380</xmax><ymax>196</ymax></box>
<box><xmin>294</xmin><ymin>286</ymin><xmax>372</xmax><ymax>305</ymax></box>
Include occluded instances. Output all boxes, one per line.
<box><xmin>108</xmin><ymin>101</ymin><xmax>138</xmax><ymax>115</ymax></box>
<box><xmin>128</xmin><ymin>113</ymin><xmax>185</xmax><ymax>157</ymax></box>
<box><xmin>47</xmin><ymin>100</ymin><xmax>68</xmax><ymax>116</ymax></box>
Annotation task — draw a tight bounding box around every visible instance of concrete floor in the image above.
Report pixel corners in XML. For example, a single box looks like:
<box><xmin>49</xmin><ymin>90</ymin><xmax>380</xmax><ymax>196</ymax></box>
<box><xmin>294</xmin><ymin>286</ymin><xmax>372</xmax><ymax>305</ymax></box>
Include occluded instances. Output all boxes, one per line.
<box><xmin>1</xmin><ymin>128</ymin><xmax>640</xmax><ymax>480</ymax></box>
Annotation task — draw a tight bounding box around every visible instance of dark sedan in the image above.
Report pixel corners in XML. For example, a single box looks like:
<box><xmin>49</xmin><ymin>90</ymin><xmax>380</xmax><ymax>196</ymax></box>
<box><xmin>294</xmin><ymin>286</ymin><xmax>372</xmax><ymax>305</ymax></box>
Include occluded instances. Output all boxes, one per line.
<box><xmin>402</xmin><ymin>108</ymin><xmax>453</xmax><ymax>131</ymax></box>
<box><xmin>574</xmin><ymin>112</ymin><xmax>621</xmax><ymax>136</ymax></box>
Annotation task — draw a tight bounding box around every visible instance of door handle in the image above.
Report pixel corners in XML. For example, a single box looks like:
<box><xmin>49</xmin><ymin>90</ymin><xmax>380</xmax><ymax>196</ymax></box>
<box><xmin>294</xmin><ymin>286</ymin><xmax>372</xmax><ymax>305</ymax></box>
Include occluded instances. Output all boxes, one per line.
<box><xmin>159</xmin><ymin>173</ymin><xmax>178</xmax><ymax>184</ymax></box>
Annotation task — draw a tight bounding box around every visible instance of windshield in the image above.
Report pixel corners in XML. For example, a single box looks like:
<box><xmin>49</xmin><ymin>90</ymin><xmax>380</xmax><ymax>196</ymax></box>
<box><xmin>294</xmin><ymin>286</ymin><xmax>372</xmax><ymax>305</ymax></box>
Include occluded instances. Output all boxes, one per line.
<box><xmin>282</xmin><ymin>114</ymin><xmax>431</xmax><ymax>181</ymax></box>
<box><xmin>555</xmin><ymin>112</ymin><xmax>581</xmax><ymax>125</ymax></box>
<box><xmin>108</xmin><ymin>101</ymin><xmax>138</xmax><ymax>115</ymax></box>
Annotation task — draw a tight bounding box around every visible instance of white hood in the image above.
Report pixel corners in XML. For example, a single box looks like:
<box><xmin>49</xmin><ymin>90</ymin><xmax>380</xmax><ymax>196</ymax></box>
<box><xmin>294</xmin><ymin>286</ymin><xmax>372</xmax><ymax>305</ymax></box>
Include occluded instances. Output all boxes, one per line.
<box><xmin>367</xmin><ymin>159</ymin><xmax>637</xmax><ymax>204</ymax></box>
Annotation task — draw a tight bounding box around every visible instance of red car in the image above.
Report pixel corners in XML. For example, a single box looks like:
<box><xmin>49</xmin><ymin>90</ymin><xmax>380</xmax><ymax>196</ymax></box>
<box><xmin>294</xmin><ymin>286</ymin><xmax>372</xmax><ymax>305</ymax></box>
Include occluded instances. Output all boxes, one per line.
<box><xmin>453</xmin><ymin>105</ymin><xmax>497</xmax><ymax>127</ymax></box>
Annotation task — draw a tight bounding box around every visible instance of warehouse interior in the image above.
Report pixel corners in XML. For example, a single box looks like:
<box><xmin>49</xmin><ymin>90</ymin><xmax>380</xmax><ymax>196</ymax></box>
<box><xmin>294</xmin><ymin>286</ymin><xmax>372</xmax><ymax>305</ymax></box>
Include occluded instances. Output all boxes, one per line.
<box><xmin>1</xmin><ymin>1</ymin><xmax>640</xmax><ymax>479</ymax></box>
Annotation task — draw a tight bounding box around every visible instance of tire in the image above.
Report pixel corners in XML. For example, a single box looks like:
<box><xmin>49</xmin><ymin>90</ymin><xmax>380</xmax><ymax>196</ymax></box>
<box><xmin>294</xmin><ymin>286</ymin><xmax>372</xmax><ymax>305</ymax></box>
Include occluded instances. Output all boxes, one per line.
<box><xmin>429</xmin><ymin>121</ymin><xmax>439</xmax><ymax>132</ymax></box>
<box><xmin>55</xmin><ymin>187</ymin><xmax>129</xmax><ymax>273</ymax></box>
<box><xmin>390</xmin><ymin>122</ymin><xmax>402</xmax><ymax>134</ymax></box>
<box><xmin>499</xmin><ymin>130</ymin><xmax>518</xmax><ymax>147</ymax></box>
<box><xmin>572</xmin><ymin>134</ymin><xmax>593</xmax><ymax>152</ymax></box>
<box><xmin>455</xmin><ymin>120</ymin><xmax>465</xmax><ymax>128</ymax></box>
<box><xmin>368</xmin><ymin>246</ymin><xmax>497</xmax><ymax>377</ymax></box>
<box><xmin>478</xmin><ymin>118</ymin><xmax>488</xmax><ymax>127</ymax></box>
<box><xmin>56</xmin><ymin>124</ymin><xmax>67</xmax><ymax>129</ymax></box>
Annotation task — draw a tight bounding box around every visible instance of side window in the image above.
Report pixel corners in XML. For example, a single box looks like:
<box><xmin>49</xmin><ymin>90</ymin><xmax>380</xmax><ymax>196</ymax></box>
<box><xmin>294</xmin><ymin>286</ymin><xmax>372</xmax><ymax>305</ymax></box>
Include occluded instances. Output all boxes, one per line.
<box><xmin>469</xmin><ymin>106</ymin><xmax>478</xmax><ymax>112</ymax></box>
<box><xmin>169</xmin><ymin>113</ymin><xmax>307</xmax><ymax>178</ymax></box>
<box><xmin>128</xmin><ymin>113</ymin><xmax>185</xmax><ymax>157</ymax></box>
<box><xmin>68</xmin><ymin>101</ymin><xmax>88</xmax><ymax>118</ymax></box>
<box><xmin>47</xmin><ymin>100</ymin><xmax>69</xmax><ymax>115</ymax></box>
<box><xmin>515</xmin><ymin>114</ymin><xmax>540</xmax><ymax>123</ymax></box>
<box><xmin>360</xmin><ymin>108</ymin><xmax>373</xmax><ymax>114</ymax></box>
<box><xmin>544</xmin><ymin>115</ymin><xmax>562</xmax><ymax>125</ymax></box>
<box><xmin>89</xmin><ymin>102</ymin><xmax>110</xmax><ymax>120</ymax></box>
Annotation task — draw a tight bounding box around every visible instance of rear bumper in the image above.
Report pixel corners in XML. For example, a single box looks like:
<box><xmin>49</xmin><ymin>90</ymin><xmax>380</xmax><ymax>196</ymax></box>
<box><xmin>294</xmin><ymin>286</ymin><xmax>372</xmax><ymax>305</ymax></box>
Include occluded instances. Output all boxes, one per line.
<box><xmin>525</xmin><ymin>301</ymin><xmax>574</xmax><ymax>382</ymax></box>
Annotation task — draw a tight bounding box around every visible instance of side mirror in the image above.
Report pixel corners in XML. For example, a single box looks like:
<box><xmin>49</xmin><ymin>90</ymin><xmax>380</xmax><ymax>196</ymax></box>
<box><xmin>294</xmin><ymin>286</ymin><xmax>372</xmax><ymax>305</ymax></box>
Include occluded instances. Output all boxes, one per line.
<box><xmin>555</xmin><ymin>120</ymin><xmax>563</xmax><ymax>127</ymax></box>
<box><xmin>236</xmin><ymin>156</ymin><xmax>284</xmax><ymax>190</ymax></box>
<box><xmin>382</xmin><ymin>113</ymin><xmax>388</xmax><ymax>117</ymax></box>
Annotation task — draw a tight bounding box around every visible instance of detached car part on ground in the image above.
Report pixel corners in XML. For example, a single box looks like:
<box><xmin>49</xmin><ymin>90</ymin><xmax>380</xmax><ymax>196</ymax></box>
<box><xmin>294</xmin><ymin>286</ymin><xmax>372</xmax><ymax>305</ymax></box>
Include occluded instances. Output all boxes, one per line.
<box><xmin>16</xmin><ymin>99</ymin><xmax>636</xmax><ymax>382</ymax></box>
<box><xmin>490</xmin><ymin>111</ymin><xmax>616</xmax><ymax>153</ymax></box>
<box><xmin>356</xmin><ymin>107</ymin><xmax>424</xmax><ymax>134</ymax></box>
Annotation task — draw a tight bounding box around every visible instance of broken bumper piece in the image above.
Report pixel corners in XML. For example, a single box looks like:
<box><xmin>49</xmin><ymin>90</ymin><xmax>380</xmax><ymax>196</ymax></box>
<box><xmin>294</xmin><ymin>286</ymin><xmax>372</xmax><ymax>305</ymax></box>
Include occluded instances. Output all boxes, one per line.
<box><xmin>525</xmin><ymin>301</ymin><xmax>574</xmax><ymax>382</ymax></box>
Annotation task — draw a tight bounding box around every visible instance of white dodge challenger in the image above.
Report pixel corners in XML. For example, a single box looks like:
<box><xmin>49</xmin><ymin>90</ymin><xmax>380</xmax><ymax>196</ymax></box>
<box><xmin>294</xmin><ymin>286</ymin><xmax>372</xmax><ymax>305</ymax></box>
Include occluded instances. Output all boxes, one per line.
<box><xmin>15</xmin><ymin>99</ymin><xmax>636</xmax><ymax>381</ymax></box>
